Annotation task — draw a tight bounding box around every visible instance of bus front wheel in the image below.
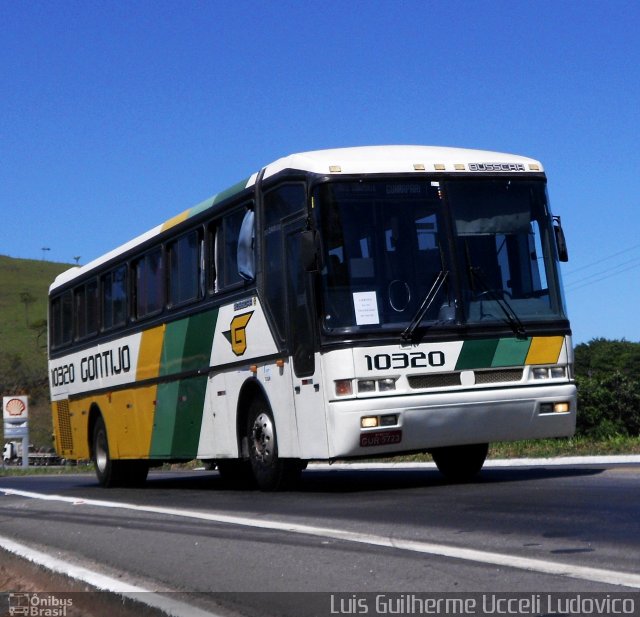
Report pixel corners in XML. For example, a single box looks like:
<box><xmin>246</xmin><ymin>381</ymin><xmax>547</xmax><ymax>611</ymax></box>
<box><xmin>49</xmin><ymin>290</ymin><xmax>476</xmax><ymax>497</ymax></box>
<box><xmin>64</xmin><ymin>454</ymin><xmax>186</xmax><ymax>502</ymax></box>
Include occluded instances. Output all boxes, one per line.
<box><xmin>246</xmin><ymin>399</ymin><xmax>302</xmax><ymax>491</ymax></box>
<box><xmin>430</xmin><ymin>443</ymin><xmax>488</xmax><ymax>483</ymax></box>
<box><xmin>92</xmin><ymin>416</ymin><xmax>148</xmax><ymax>488</ymax></box>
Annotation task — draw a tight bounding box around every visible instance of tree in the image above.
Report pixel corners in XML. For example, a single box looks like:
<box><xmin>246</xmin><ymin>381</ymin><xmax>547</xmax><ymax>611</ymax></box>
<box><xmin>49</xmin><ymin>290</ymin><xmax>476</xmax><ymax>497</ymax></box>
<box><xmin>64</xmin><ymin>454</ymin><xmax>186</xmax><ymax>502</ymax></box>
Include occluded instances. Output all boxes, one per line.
<box><xmin>19</xmin><ymin>290</ymin><xmax>36</xmax><ymax>327</ymax></box>
<box><xmin>29</xmin><ymin>318</ymin><xmax>48</xmax><ymax>349</ymax></box>
<box><xmin>574</xmin><ymin>339</ymin><xmax>640</xmax><ymax>438</ymax></box>
<box><xmin>574</xmin><ymin>338</ymin><xmax>640</xmax><ymax>379</ymax></box>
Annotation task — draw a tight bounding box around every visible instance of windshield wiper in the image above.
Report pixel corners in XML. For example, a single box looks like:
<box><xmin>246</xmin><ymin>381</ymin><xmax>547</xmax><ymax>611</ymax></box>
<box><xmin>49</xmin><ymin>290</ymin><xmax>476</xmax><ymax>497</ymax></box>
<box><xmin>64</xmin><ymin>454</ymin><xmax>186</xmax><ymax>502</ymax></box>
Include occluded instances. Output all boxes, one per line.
<box><xmin>401</xmin><ymin>270</ymin><xmax>449</xmax><ymax>343</ymax></box>
<box><xmin>468</xmin><ymin>266</ymin><xmax>527</xmax><ymax>339</ymax></box>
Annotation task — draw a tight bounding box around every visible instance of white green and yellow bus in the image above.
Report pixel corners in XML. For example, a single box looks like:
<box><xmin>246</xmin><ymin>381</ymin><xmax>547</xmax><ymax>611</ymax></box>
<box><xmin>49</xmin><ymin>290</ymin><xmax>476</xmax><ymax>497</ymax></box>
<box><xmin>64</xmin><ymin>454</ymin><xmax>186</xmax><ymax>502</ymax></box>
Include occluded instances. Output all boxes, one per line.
<box><xmin>48</xmin><ymin>146</ymin><xmax>576</xmax><ymax>490</ymax></box>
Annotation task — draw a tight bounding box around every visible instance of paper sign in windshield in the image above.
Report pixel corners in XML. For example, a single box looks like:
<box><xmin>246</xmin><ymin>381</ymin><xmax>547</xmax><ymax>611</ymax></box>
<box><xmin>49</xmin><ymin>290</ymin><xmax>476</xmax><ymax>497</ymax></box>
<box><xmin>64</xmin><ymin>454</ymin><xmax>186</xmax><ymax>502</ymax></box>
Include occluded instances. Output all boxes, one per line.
<box><xmin>353</xmin><ymin>291</ymin><xmax>380</xmax><ymax>325</ymax></box>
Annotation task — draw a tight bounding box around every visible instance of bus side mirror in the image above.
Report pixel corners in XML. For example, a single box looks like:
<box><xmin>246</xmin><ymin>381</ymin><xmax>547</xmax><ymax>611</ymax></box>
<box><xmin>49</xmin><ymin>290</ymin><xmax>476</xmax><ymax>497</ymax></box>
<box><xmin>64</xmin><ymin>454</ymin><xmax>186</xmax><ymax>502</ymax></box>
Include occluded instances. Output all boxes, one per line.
<box><xmin>237</xmin><ymin>210</ymin><xmax>255</xmax><ymax>281</ymax></box>
<box><xmin>553</xmin><ymin>216</ymin><xmax>569</xmax><ymax>262</ymax></box>
<box><xmin>301</xmin><ymin>229</ymin><xmax>320</xmax><ymax>272</ymax></box>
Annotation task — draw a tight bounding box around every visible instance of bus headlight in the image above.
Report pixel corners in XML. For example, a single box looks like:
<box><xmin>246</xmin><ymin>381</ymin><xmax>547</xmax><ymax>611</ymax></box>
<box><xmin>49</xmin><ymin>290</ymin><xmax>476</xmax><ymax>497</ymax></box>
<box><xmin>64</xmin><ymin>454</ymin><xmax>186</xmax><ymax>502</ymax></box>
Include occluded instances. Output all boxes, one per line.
<box><xmin>378</xmin><ymin>378</ymin><xmax>397</xmax><ymax>392</ymax></box>
<box><xmin>532</xmin><ymin>366</ymin><xmax>567</xmax><ymax>380</ymax></box>
<box><xmin>357</xmin><ymin>380</ymin><xmax>376</xmax><ymax>393</ymax></box>
<box><xmin>357</xmin><ymin>378</ymin><xmax>397</xmax><ymax>393</ymax></box>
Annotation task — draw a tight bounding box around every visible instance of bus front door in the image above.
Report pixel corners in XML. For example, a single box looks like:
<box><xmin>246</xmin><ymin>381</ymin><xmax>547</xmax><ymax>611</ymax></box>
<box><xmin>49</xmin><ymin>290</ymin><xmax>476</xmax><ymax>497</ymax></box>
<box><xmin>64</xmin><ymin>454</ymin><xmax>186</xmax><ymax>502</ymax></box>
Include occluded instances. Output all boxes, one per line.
<box><xmin>285</xmin><ymin>223</ymin><xmax>329</xmax><ymax>459</ymax></box>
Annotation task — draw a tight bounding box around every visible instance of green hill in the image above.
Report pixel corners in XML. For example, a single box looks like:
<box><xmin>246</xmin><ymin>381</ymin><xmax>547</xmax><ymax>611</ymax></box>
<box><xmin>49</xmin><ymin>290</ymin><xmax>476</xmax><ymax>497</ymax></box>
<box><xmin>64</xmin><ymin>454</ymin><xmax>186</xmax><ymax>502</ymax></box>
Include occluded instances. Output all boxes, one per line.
<box><xmin>1</xmin><ymin>255</ymin><xmax>74</xmax><ymax>447</ymax></box>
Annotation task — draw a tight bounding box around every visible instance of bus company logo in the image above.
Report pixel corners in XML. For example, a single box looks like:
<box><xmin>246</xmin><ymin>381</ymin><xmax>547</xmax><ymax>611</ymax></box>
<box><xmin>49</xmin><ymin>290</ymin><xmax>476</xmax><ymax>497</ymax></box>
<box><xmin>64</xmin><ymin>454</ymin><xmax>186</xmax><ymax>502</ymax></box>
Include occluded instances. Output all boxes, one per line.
<box><xmin>8</xmin><ymin>593</ymin><xmax>73</xmax><ymax>616</ymax></box>
<box><xmin>469</xmin><ymin>162</ymin><xmax>526</xmax><ymax>172</ymax></box>
<box><xmin>4</xmin><ymin>398</ymin><xmax>26</xmax><ymax>417</ymax></box>
<box><xmin>223</xmin><ymin>312</ymin><xmax>254</xmax><ymax>356</ymax></box>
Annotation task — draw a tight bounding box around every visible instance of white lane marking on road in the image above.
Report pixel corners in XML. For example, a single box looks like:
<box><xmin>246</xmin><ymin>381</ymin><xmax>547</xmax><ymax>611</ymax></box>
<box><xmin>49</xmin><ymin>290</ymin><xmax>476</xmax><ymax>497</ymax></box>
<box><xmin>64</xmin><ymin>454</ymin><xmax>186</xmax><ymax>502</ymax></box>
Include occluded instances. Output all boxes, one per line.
<box><xmin>3</xmin><ymin>486</ymin><xmax>640</xmax><ymax>589</ymax></box>
<box><xmin>309</xmin><ymin>456</ymin><xmax>640</xmax><ymax>470</ymax></box>
<box><xmin>0</xmin><ymin>532</ymin><xmax>225</xmax><ymax>617</ymax></box>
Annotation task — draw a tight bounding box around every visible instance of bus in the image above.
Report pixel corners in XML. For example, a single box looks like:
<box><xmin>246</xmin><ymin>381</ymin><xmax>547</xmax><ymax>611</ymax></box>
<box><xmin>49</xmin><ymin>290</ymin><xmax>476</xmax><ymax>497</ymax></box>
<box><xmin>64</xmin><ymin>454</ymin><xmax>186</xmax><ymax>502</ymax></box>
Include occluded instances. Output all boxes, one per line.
<box><xmin>48</xmin><ymin>145</ymin><xmax>576</xmax><ymax>490</ymax></box>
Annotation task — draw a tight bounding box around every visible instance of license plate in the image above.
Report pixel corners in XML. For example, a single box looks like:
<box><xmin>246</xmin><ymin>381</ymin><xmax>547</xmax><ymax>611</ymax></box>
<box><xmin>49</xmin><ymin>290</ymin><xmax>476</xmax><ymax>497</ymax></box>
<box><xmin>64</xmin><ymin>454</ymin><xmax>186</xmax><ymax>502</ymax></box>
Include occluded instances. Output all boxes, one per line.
<box><xmin>360</xmin><ymin>430</ymin><xmax>402</xmax><ymax>447</ymax></box>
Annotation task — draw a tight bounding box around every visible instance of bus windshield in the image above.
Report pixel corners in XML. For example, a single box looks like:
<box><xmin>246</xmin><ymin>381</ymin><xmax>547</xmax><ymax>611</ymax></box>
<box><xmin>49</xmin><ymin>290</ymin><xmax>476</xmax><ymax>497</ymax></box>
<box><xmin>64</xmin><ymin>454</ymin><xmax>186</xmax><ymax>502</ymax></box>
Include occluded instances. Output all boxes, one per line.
<box><xmin>315</xmin><ymin>178</ymin><xmax>566</xmax><ymax>335</ymax></box>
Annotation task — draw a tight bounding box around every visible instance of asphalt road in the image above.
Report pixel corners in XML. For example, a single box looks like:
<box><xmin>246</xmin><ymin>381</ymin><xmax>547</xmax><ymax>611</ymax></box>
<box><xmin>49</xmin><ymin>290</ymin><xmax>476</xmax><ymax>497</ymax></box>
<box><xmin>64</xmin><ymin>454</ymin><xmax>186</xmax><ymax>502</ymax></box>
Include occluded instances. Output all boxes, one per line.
<box><xmin>1</xmin><ymin>461</ymin><xmax>639</xmax><ymax>617</ymax></box>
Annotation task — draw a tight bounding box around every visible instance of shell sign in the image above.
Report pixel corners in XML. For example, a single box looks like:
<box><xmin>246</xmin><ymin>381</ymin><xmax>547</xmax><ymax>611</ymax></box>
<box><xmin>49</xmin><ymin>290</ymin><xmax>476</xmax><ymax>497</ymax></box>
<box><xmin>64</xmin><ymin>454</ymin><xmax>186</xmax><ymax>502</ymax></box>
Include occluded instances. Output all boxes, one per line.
<box><xmin>3</xmin><ymin>396</ymin><xmax>29</xmax><ymax>421</ymax></box>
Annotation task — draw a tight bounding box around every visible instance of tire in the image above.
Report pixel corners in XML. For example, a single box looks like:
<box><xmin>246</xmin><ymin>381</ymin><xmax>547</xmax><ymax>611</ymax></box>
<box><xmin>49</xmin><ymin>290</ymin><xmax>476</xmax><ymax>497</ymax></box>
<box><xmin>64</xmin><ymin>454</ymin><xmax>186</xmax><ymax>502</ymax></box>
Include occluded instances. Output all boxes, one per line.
<box><xmin>92</xmin><ymin>416</ymin><xmax>148</xmax><ymax>488</ymax></box>
<box><xmin>123</xmin><ymin>460</ymin><xmax>149</xmax><ymax>487</ymax></box>
<box><xmin>215</xmin><ymin>459</ymin><xmax>255</xmax><ymax>488</ymax></box>
<box><xmin>431</xmin><ymin>443</ymin><xmax>489</xmax><ymax>483</ymax></box>
<box><xmin>246</xmin><ymin>398</ymin><xmax>302</xmax><ymax>491</ymax></box>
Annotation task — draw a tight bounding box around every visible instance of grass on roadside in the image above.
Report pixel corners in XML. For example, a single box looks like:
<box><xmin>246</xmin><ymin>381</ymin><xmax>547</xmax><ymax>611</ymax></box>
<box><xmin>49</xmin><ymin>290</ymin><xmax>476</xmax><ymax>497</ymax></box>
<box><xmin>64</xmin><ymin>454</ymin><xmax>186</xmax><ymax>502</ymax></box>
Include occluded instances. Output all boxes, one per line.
<box><xmin>387</xmin><ymin>434</ymin><xmax>640</xmax><ymax>463</ymax></box>
<box><xmin>1</xmin><ymin>436</ymin><xmax>638</xmax><ymax>478</ymax></box>
<box><xmin>0</xmin><ymin>462</ymin><xmax>94</xmax><ymax>477</ymax></box>
<box><xmin>489</xmin><ymin>434</ymin><xmax>640</xmax><ymax>458</ymax></box>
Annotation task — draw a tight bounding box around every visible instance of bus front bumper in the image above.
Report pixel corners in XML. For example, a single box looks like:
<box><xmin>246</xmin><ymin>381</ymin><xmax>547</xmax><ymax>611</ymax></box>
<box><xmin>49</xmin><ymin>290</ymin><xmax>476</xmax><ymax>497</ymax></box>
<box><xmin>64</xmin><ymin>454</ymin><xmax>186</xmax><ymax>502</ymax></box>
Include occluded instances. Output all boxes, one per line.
<box><xmin>327</xmin><ymin>383</ymin><xmax>577</xmax><ymax>459</ymax></box>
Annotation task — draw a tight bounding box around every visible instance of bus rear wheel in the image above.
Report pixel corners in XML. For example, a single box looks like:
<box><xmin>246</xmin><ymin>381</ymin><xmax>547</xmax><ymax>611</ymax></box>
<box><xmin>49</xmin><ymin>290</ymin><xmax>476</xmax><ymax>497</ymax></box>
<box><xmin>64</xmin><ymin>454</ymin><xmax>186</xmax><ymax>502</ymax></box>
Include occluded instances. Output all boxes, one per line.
<box><xmin>430</xmin><ymin>443</ymin><xmax>488</xmax><ymax>483</ymax></box>
<box><xmin>215</xmin><ymin>459</ymin><xmax>255</xmax><ymax>488</ymax></box>
<box><xmin>246</xmin><ymin>398</ymin><xmax>302</xmax><ymax>491</ymax></box>
<box><xmin>92</xmin><ymin>416</ymin><xmax>148</xmax><ymax>488</ymax></box>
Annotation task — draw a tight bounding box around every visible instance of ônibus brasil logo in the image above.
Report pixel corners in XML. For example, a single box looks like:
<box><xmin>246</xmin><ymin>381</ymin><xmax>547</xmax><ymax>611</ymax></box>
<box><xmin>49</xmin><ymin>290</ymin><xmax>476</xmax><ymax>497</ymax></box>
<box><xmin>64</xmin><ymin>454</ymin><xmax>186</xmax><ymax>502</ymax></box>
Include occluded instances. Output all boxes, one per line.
<box><xmin>8</xmin><ymin>593</ymin><xmax>73</xmax><ymax>616</ymax></box>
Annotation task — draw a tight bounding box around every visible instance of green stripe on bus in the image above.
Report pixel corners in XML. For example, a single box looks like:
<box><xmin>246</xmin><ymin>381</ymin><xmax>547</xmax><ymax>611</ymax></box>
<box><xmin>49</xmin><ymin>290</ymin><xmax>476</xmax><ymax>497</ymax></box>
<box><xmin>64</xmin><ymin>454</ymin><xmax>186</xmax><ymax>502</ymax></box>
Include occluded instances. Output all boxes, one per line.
<box><xmin>170</xmin><ymin>375</ymin><xmax>208</xmax><ymax>457</ymax></box>
<box><xmin>181</xmin><ymin>309</ymin><xmax>218</xmax><ymax>373</ymax></box>
<box><xmin>211</xmin><ymin>177</ymin><xmax>251</xmax><ymax>206</ymax></box>
<box><xmin>150</xmin><ymin>376</ymin><xmax>208</xmax><ymax>458</ymax></box>
<box><xmin>455</xmin><ymin>337</ymin><xmax>537</xmax><ymax>370</ymax></box>
<box><xmin>455</xmin><ymin>339</ymin><xmax>499</xmax><ymax>370</ymax></box>
<box><xmin>182</xmin><ymin>177</ymin><xmax>251</xmax><ymax>221</ymax></box>
<box><xmin>492</xmin><ymin>337</ymin><xmax>532</xmax><ymax>367</ymax></box>
<box><xmin>151</xmin><ymin>309</ymin><xmax>218</xmax><ymax>458</ymax></box>
<box><xmin>160</xmin><ymin>319</ymin><xmax>189</xmax><ymax>376</ymax></box>
<box><xmin>159</xmin><ymin>309</ymin><xmax>218</xmax><ymax>376</ymax></box>
<box><xmin>151</xmin><ymin>381</ymin><xmax>180</xmax><ymax>456</ymax></box>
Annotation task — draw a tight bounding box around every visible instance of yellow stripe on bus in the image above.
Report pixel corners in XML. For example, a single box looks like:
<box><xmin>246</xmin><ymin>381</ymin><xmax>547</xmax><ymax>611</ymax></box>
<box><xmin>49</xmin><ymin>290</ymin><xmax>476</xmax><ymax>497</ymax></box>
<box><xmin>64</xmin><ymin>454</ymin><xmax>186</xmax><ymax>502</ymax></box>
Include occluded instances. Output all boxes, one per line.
<box><xmin>132</xmin><ymin>325</ymin><xmax>166</xmax><ymax>457</ymax></box>
<box><xmin>525</xmin><ymin>336</ymin><xmax>564</xmax><ymax>365</ymax></box>
<box><xmin>110</xmin><ymin>387</ymin><xmax>157</xmax><ymax>458</ymax></box>
<box><xmin>137</xmin><ymin>325</ymin><xmax>165</xmax><ymax>380</ymax></box>
<box><xmin>162</xmin><ymin>209</ymin><xmax>191</xmax><ymax>232</ymax></box>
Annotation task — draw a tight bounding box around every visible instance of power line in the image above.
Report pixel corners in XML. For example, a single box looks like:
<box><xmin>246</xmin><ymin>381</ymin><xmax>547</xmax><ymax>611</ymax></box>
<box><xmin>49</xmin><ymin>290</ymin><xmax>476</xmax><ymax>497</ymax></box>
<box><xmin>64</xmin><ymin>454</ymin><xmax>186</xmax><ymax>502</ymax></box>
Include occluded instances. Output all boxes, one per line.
<box><xmin>564</xmin><ymin>257</ymin><xmax>640</xmax><ymax>292</ymax></box>
<box><xmin>563</xmin><ymin>242</ymin><xmax>640</xmax><ymax>278</ymax></box>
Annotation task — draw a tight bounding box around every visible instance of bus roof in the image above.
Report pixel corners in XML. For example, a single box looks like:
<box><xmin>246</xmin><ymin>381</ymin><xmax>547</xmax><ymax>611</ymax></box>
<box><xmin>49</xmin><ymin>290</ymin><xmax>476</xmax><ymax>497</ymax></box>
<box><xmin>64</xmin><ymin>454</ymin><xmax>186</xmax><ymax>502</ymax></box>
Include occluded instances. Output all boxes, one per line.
<box><xmin>262</xmin><ymin>145</ymin><xmax>543</xmax><ymax>179</ymax></box>
<box><xmin>50</xmin><ymin>145</ymin><xmax>543</xmax><ymax>292</ymax></box>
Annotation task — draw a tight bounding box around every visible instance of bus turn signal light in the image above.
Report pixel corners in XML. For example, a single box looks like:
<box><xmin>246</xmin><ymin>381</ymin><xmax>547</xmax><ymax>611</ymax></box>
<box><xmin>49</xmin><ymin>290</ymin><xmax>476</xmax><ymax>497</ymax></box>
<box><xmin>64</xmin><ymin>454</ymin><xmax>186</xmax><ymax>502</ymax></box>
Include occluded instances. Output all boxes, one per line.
<box><xmin>335</xmin><ymin>379</ymin><xmax>353</xmax><ymax>396</ymax></box>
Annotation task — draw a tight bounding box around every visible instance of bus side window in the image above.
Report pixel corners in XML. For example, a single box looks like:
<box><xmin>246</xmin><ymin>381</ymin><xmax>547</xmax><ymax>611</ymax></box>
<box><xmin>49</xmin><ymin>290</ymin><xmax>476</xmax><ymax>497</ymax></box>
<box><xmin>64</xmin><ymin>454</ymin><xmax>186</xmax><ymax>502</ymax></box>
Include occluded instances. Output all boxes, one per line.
<box><xmin>102</xmin><ymin>265</ymin><xmax>128</xmax><ymax>331</ymax></box>
<box><xmin>168</xmin><ymin>229</ymin><xmax>202</xmax><ymax>307</ymax></box>
<box><xmin>199</xmin><ymin>236</ymin><xmax>206</xmax><ymax>298</ymax></box>
<box><xmin>61</xmin><ymin>291</ymin><xmax>73</xmax><ymax>345</ymax></box>
<box><xmin>74</xmin><ymin>286</ymin><xmax>86</xmax><ymax>340</ymax></box>
<box><xmin>222</xmin><ymin>208</ymin><xmax>246</xmax><ymax>289</ymax></box>
<box><xmin>133</xmin><ymin>249</ymin><xmax>164</xmax><ymax>319</ymax></box>
<box><xmin>262</xmin><ymin>183</ymin><xmax>306</xmax><ymax>339</ymax></box>
<box><xmin>73</xmin><ymin>279</ymin><xmax>98</xmax><ymax>340</ymax></box>
<box><xmin>86</xmin><ymin>279</ymin><xmax>98</xmax><ymax>336</ymax></box>
<box><xmin>207</xmin><ymin>222</ymin><xmax>219</xmax><ymax>293</ymax></box>
<box><xmin>113</xmin><ymin>265</ymin><xmax>128</xmax><ymax>327</ymax></box>
<box><xmin>237</xmin><ymin>209</ymin><xmax>255</xmax><ymax>281</ymax></box>
<box><xmin>51</xmin><ymin>290</ymin><xmax>73</xmax><ymax>349</ymax></box>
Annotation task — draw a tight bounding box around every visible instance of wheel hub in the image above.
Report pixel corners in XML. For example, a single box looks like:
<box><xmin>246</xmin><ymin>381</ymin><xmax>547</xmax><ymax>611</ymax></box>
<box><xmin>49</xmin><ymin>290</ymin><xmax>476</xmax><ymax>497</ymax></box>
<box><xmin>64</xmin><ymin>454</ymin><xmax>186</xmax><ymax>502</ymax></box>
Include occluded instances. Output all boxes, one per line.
<box><xmin>251</xmin><ymin>412</ymin><xmax>274</xmax><ymax>464</ymax></box>
<box><xmin>95</xmin><ymin>432</ymin><xmax>108</xmax><ymax>473</ymax></box>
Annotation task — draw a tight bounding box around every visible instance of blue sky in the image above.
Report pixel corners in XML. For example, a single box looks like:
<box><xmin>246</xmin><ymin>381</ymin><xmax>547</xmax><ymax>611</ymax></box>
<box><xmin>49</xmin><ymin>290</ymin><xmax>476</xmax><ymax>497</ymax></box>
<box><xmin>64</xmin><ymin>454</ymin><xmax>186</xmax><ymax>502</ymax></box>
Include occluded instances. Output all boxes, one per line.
<box><xmin>2</xmin><ymin>0</ymin><xmax>639</xmax><ymax>344</ymax></box>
